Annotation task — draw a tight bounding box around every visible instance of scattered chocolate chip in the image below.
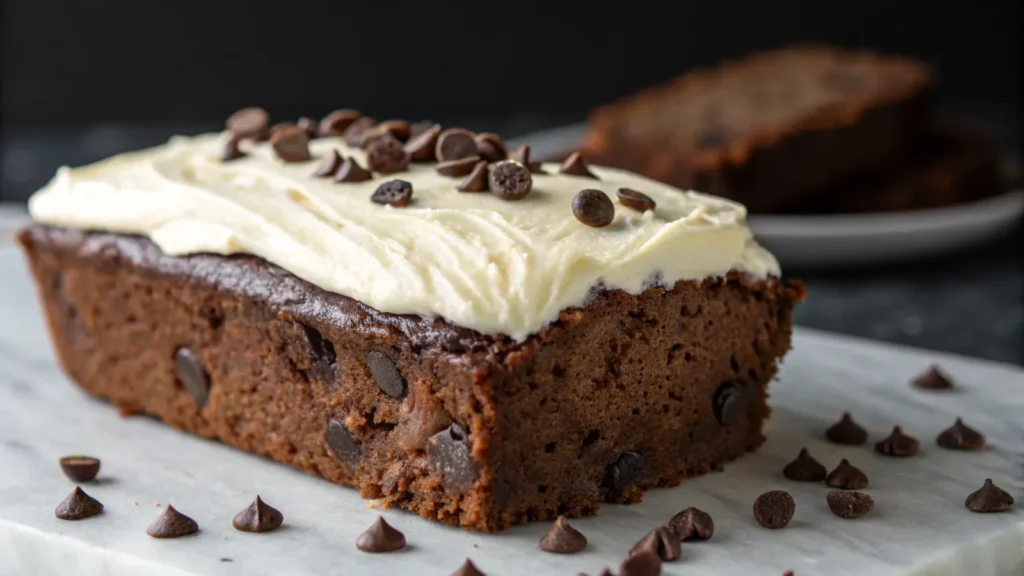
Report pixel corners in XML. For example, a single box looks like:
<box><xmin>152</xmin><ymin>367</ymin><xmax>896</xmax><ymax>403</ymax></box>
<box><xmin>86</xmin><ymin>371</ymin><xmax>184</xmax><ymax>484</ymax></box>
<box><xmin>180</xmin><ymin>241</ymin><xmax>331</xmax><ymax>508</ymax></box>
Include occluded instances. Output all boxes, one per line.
<box><xmin>603</xmin><ymin>451</ymin><xmax>647</xmax><ymax>494</ymax></box>
<box><xmin>712</xmin><ymin>380</ymin><xmax>751</xmax><ymax>425</ymax></box>
<box><xmin>559</xmin><ymin>151</ymin><xmax>598</xmax><ymax>178</ymax></box>
<box><xmin>404</xmin><ymin>124</ymin><xmax>442</xmax><ymax>162</ymax></box>
<box><xmin>319</xmin><ymin>109</ymin><xmax>362</xmax><ymax>136</ymax></box>
<box><xmin>147</xmin><ymin>505</ymin><xmax>199</xmax><ymax>538</ymax></box>
<box><xmin>366</xmin><ymin>350</ymin><xmax>408</xmax><ymax>397</ymax></box>
<box><xmin>451</xmin><ymin>559</ymin><xmax>486</xmax><ymax>576</ymax></box>
<box><xmin>269</xmin><ymin>122</ymin><xmax>295</xmax><ymax>138</ymax></box>
<box><xmin>326</xmin><ymin>418</ymin><xmax>361</xmax><ymax>465</ymax></box>
<box><xmin>335</xmin><ymin>157</ymin><xmax>373</xmax><ymax>183</ymax></box>
<box><xmin>59</xmin><ymin>456</ymin><xmax>100</xmax><ymax>482</ymax></box>
<box><xmin>376</xmin><ymin>120</ymin><xmax>412</xmax><ymax>142</ymax></box>
<box><xmin>174</xmin><ymin>346</ymin><xmax>210</xmax><ymax>406</ymax></box>
<box><xmin>825</xmin><ymin>412</ymin><xmax>868</xmax><ymax>445</ymax></box>
<box><xmin>436</xmin><ymin>156</ymin><xmax>482</xmax><ymax>177</ymax></box>
<box><xmin>912</xmin><ymin>365</ymin><xmax>955</xmax><ymax>390</ymax></box>
<box><xmin>456</xmin><ymin>161</ymin><xmax>489</xmax><ymax>192</ymax></box>
<box><xmin>783</xmin><ymin>448</ymin><xmax>827</xmax><ymax>482</ymax></box>
<box><xmin>435</xmin><ymin>128</ymin><xmax>478</xmax><ymax>161</ymax></box>
<box><xmin>343</xmin><ymin>117</ymin><xmax>378</xmax><ymax>148</ymax></box>
<box><xmin>313</xmin><ymin>150</ymin><xmax>344</xmax><ymax>178</ymax></box>
<box><xmin>619</xmin><ymin>550</ymin><xmax>661</xmax><ymax>576</ymax></box>
<box><xmin>826</xmin><ymin>490</ymin><xmax>874</xmax><ymax>519</ymax></box>
<box><xmin>54</xmin><ymin>486</ymin><xmax>103</xmax><ymax>520</ymax></box>
<box><xmin>509</xmin><ymin>144</ymin><xmax>545</xmax><ymax>174</ymax></box>
<box><xmin>539</xmin><ymin>516</ymin><xmax>587</xmax><ymax>554</ymax></box>
<box><xmin>356</xmin><ymin>516</ymin><xmax>407</xmax><ymax>553</ymax></box>
<box><xmin>232</xmin><ymin>495</ymin><xmax>284</xmax><ymax>533</ymax></box>
<box><xmin>366</xmin><ymin>136</ymin><xmax>411</xmax><ymax>174</ymax></box>
<box><xmin>875</xmin><ymin>426</ymin><xmax>919</xmax><ymax>457</ymax></box>
<box><xmin>825</xmin><ymin>458</ymin><xmax>869</xmax><ymax>490</ymax></box>
<box><xmin>965</xmin><ymin>479</ymin><xmax>1014</xmax><ymax>513</ymax></box>
<box><xmin>426</xmin><ymin>423</ymin><xmax>475</xmax><ymax>490</ymax></box>
<box><xmin>226</xmin><ymin>107</ymin><xmax>270</xmax><ymax>140</ymax></box>
<box><xmin>297</xmin><ymin>117</ymin><xmax>319</xmax><ymax>139</ymax></box>
<box><xmin>753</xmin><ymin>490</ymin><xmax>795</xmax><ymax>529</ymax></box>
<box><xmin>409</xmin><ymin>121</ymin><xmax>436</xmax><ymax>139</ymax></box>
<box><xmin>474</xmin><ymin>133</ymin><xmax>508</xmax><ymax>162</ymax></box>
<box><xmin>270</xmin><ymin>126</ymin><xmax>312</xmax><ymax>163</ymax></box>
<box><xmin>616</xmin><ymin>188</ymin><xmax>656</xmax><ymax>212</ymax></box>
<box><xmin>668</xmin><ymin>507</ymin><xmax>714</xmax><ymax>541</ymax></box>
<box><xmin>630</xmin><ymin>526</ymin><xmax>681</xmax><ymax>562</ymax></box>
<box><xmin>572</xmin><ymin>189</ymin><xmax>615</xmax><ymax>227</ymax></box>
<box><xmin>488</xmin><ymin>160</ymin><xmax>533</xmax><ymax>201</ymax></box>
<box><xmin>220</xmin><ymin>136</ymin><xmax>246</xmax><ymax>162</ymax></box>
<box><xmin>937</xmin><ymin>418</ymin><xmax>986</xmax><ymax>451</ymax></box>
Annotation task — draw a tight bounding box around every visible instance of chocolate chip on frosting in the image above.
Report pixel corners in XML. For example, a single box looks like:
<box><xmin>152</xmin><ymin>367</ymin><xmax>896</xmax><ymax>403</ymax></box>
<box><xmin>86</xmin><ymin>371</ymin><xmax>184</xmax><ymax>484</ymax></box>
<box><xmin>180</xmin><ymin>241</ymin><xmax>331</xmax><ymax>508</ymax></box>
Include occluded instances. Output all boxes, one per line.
<box><xmin>297</xmin><ymin>116</ymin><xmax>320</xmax><ymax>139</ymax></box>
<box><xmin>436</xmin><ymin>156</ymin><xmax>481</xmax><ymax>177</ymax></box>
<box><xmin>404</xmin><ymin>124</ymin><xmax>442</xmax><ymax>162</ymax></box>
<box><xmin>560</xmin><ymin>151</ymin><xmax>598</xmax><ymax>178</ymax></box>
<box><xmin>366</xmin><ymin>135</ymin><xmax>411</xmax><ymax>174</ymax></box>
<box><xmin>270</xmin><ymin>126</ymin><xmax>312</xmax><ymax>163</ymax></box>
<box><xmin>226</xmin><ymin>106</ymin><xmax>270</xmax><ymax>140</ymax></box>
<box><xmin>371</xmin><ymin>180</ymin><xmax>413</xmax><ymax>207</ymax></box>
<box><xmin>335</xmin><ymin>157</ymin><xmax>373</xmax><ymax>183</ymax></box>
<box><xmin>475</xmin><ymin>133</ymin><xmax>508</xmax><ymax>162</ymax></box>
<box><xmin>313</xmin><ymin>150</ymin><xmax>344</xmax><ymax>178</ymax></box>
<box><xmin>510</xmin><ymin>144</ymin><xmax>545</xmax><ymax>174</ymax></box>
<box><xmin>572</xmin><ymin>189</ymin><xmax>615</xmax><ymax>227</ymax></box>
<box><xmin>488</xmin><ymin>160</ymin><xmax>533</xmax><ymax>201</ymax></box>
<box><xmin>319</xmin><ymin>109</ymin><xmax>362</xmax><ymax>136</ymax></box>
<box><xmin>376</xmin><ymin>120</ymin><xmax>412</xmax><ymax>142</ymax></box>
<box><xmin>456</xmin><ymin>161</ymin><xmax>489</xmax><ymax>192</ymax></box>
<box><xmin>343</xmin><ymin>116</ymin><xmax>378</xmax><ymax>148</ymax></box>
<box><xmin>220</xmin><ymin>136</ymin><xmax>246</xmax><ymax>162</ymax></box>
<box><xmin>617</xmin><ymin>188</ymin><xmax>656</xmax><ymax>212</ymax></box>
<box><xmin>435</xmin><ymin>128</ymin><xmax>478</xmax><ymax>162</ymax></box>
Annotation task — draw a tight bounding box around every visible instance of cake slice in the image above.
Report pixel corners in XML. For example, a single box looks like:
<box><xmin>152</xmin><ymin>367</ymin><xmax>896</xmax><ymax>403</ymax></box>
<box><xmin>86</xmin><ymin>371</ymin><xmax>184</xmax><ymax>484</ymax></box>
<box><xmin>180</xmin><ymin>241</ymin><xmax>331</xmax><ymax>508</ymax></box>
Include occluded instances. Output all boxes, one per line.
<box><xmin>18</xmin><ymin>109</ymin><xmax>804</xmax><ymax>532</ymax></box>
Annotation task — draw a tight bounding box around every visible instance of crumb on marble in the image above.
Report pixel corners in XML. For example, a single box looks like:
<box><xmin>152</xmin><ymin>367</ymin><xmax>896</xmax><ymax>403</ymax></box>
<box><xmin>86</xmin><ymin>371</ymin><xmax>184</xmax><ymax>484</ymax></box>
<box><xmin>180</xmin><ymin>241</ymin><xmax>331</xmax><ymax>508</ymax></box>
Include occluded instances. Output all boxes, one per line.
<box><xmin>366</xmin><ymin>499</ymin><xmax>383</xmax><ymax>509</ymax></box>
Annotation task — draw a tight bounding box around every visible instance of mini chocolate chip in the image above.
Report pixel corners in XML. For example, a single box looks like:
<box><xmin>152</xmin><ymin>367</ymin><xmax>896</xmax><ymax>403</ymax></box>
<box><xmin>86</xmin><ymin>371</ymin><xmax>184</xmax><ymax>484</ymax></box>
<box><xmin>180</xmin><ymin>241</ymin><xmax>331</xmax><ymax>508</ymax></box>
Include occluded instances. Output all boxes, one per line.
<box><xmin>475</xmin><ymin>133</ymin><xmax>508</xmax><ymax>162</ymax></box>
<box><xmin>436</xmin><ymin>156</ymin><xmax>482</xmax><ymax>177</ymax></box>
<box><xmin>572</xmin><ymin>189</ymin><xmax>615</xmax><ymax>227</ymax></box>
<box><xmin>668</xmin><ymin>507</ymin><xmax>714</xmax><ymax>541</ymax></box>
<box><xmin>539</xmin><ymin>516</ymin><xmax>588</xmax><ymax>554</ymax></box>
<box><xmin>404</xmin><ymin>124</ymin><xmax>442</xmax><ymax>162</ymax></box>
<box><xmin>220</xmin><ymin>136</ymin><xmax>246</xmax><ymax>162</ymax></box>
<box><xmin>435</xmin><ymin>128</ymin><xmax>478</xmax><ymax>161</ymax></box>
<box><xmin>875</xmin><ymin>426</ymin><xmax>919</xmax><ymax>457</ymax></box>
<box><xmin>826</xmin><ymin>490</ymin><xmax>874</xmax><ymax>519</ymax></box>
<box><xmin>376</xmin><ymin>120</ymin><xmax>412</xmax><ymax>142</ymax></box>
<box><xmin>174</xmin><ymin>346</ymin><xmax>210</xmax><ymax>406</ymax></box>
<box><xmin>965</xmin><ymin>479</ymin><xmax>1014</xmax><ymax>513</ymax></box>
<box><xmin>617</xmin><ymin>188</ymin><xmax>656</xmax><ymax>212</ymax></box>
<box><xmin>366</xmin><ymin>350</ymin><xmax>408</xmax><ymax>397</ymax></box>
<box><xmin>297</xmin><ymin>117</ymin><xmax>320</xmax><ymax>139</ymax></box>
<box><xmin>619</xmin><ymin>550</ymin><xmax>661</xmax><ymax>576</ymax></box>
<box><xmin>825</xmin><ymin>412</ymin><xmax>868</xmax><ymax>445</ymax></box>
<box><xmin>370</xmin><ymin>179</ymin><xmax>413</xmax><ymax>207</ymax></box>
<box><xmin>510</xmin><ymin>144</ymin><xmax>545</xmax><ymax>174</ymax></box>
<box><xmin>343</xmin><ymin>116</ymin><xmax>378</xmax><ymax>148</ymax></box>
<box><xmin>326</xmin><ymin>418</ymin><xmax>361</xmax><ymax>465</ymax></box>
<box><xmin>335</xmin><ymin>157</ymin><xmax>373</xmax><ymax>183</ymax></box>
<box><xmin>488</xmin><ymin>160</ymin><xmax>533</xmax><ymax>201</ymax></box>
<box><xmin>313</xmin><ymin>150</ymin><xmax>344</xmax><ymax>178</ymax></box>
<box><xmin>559</xmin><ymin>151</ymin><xmax>598</xmax><ymax>178</ymax></box>
<box><xmin>226</xmin><ymin>107</ymin><xmax>270</xmax><ymax>140</ymax></box>
<box><xmin>912</xmin><ymin>365</ymin><xmax>954</xmax><ymax>390</ymax></box>
<box><xmin>426</xmin><ymin>423</ymin><xmax>475</xmax><ymax>490</ymax></box>
<box><xmin>356</xmin><ymin>516</ymin><xmax>407</xmax><ymax>553</ymax></box>
<box><xmin>603</xmin><ymin>451</ymin><xmax>647</xmax><ymax>493</ymax></box>
<box><xmin>783</xmin><ymin>448</ymin><xmax>827</xmax><ymax>482</ymax></box>
<box><xmin>753</xmin><ymin>490</ymin><xmax>795</xmax><ymax>529</ymax></box>
<box><xmin>366</xmin><ymin>136</ymin><xmax>410</xmax><ymax>174</ymax></box>
<box><xmin>319</xmin><ymin>109</ymin><xmax>362</xmax><ymax>136</ymax></box>
<box><xmin>630</xmin><ymin>526</ymin><xmax>681</xmax><ymax>562</ymax></box>
<box><xmin>456</xmin><ymin>161</ymin><xmax>489</xmax><ymax>192</ymax></box>
<box><xmin>937</xmin><ymin>418</ymin><xmax>986</xmax><ymax>451</ymax></box>
<box><xmin>712</xmin><ymin>380</ymin><xmax>751</xmax><ymax>425</ymax></box>
<box><xmin>147</xmin><ymin>505</ymin><xmax>199</xmax><ymax>538</ymax></box>
<box><xmin>59</xmin><ymin>456</ymin><xmax>100</xmax><ymax>482</ymax></box>
<box><xmin>451</xmin><ymin>559</ymin><xmax>486</xmax><ymax>576</ymax></box>
<box><xmin>55</xmin><ymin>486</ymin><xmax>103</xmax><ymax>520</ymax></box>
<box><xmin>232</xmin><ymin>495</ymin><xmax>284</xmax><ymax>533</ymax></box>
<box><xmin>825</xmin><ymin>458</ymin><xmax>869</xmax><ymax>490</ymax></box>
<box><xmin>270</xmin><ymin>126</ymin><xmax>312</xmax><ymax>163</ymax></box>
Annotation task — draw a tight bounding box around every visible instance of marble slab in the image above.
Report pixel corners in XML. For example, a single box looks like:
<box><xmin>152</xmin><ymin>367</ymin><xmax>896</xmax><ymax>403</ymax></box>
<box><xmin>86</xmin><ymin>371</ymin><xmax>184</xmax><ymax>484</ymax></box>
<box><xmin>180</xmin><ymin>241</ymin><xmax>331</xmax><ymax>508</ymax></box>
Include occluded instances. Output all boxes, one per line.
<box><xmin>0</xmin><ymin>244</ymin><xmax>1021</xmax><ymax>576</ymax></box>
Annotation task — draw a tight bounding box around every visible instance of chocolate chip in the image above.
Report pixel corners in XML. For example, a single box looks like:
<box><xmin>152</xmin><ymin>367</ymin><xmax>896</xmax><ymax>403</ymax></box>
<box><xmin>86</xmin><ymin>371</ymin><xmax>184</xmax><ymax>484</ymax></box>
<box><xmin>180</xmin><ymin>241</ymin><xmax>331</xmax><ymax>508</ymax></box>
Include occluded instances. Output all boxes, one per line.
<box><xmin>220</xmin><ymin>136</ymin><xmax>246</xmax><ymax>162</ymax></box>
<box><xmin>572</xmin><ymin>189</ymin><xmax>615</xmax><ymax>227</ymax></box>
<box><xmin>371</xmin><ymin>179</ymin><xmax>414</xmax><ymax>207</ymax></box>
<box><xmin>269</xmin><ymin>122</ymin><xmax>295</xmax><ymax>138</ymax></box>
<box><xmin>54</xmin><ymin>486</ymin><xmax>103</xmax><ymax>520</ymax></box>
<box><xmin>825</xmin><ymin>412</ymin><xmax>868</xmax><ymax>445</ymax></box>
<box><xmin>59</xmin><ymin>456</ymin><xmax>100</xmax><ymax>482</ymax></box>
<box><xmin>451</xmin><ymin>559</ymin><xmax>487</xmax><ymax>576</ymax></box>
<box><xmin>875</xmin><ymin>426</ymin><xmax>919</xmax><ymax>457</ymax></box>
<box><xmin>426</xmin><ymin>423</ymin><xmax>475</xmax><ymax>490</ymax></box>
<box><xmin>753</xmin><ymin>490</ymin><xmax>795</xmax><ymax>529</ymax></box>
<box><xmin>312</xmin><ymin>150</ymin><xmax>343</xmax><ymax>178</ymax></box>
<box><xmin>668</xmin><ymin>507</ymin><xmax>714</xmax><ymax>541</ymax></box>
<box><xmin>619</xmin><ymin>550</ymin><xmax>661</xmax><ymax>576</ymax></box>
<box><xmin>603</xmin><ymin>451</ymin><xmax>647</xmax><ymax>494</ymax></box>
<box><xmin>174</xmin><ymin>346</ymin><xmax>210</xmax><ymax>406</ymax></box>
<box><xmin>783</xmin><ymin>448</ymin><xmax>827</xmax><ymax>482</ymax></box>
<box><xmin>232</xmin><ymin>495</ymin><xmax>284</xmax><ymax>533</ymax></box>
<box><xmin>911</xmin><ymin>365</ymin><xmax>954</xmax><ymax>390</ymax></box>
<box><xmin>319</xmin><ymin>109</ymin><xmax>362</xmax><ymax>136</ymax></box>
<box><xmin>559</xmin><ymin>151</ymin><xmax>598</xmax><ymax>178</ymax></box>
<box><xmin>298</xmin><ymin>323</ymin><xmax>337</xmax><ymax>383</ymax></box>
<box><xmin>343</xmin><ymin>116</ymin><xmax>378</xmax><ymax>148</ymax></box>
<box><xmin>826</xmin><ymin>490</ymin><xmax>874</xmax><ymax>519</ymax></box>
<box><xmin>356</xmin><ymin>516</ymin><xmax>407</xmax><ymax>553</ymax></box>
<box><xmin>510</xmin><ymin>144</ymin><xmax>545</xmax><ymax>174</ymax></box>
<box><xmin>937</xmin><ymin>418</ymin><xmax>986</xmax><ymax>451</ymax></box>
<box><xmin>474</xmin><ymin>133</ymin><xmax>507</xmax><ymax>162</ymax></box>
<box><xmin>226</xmin><ymin>107</ymin><xmax>270</xmax><ymax>140</ymax></box>
<box><xmin>712</xmin><ymin>380</ymin><xmax>751</xmax><ymax>425</ymax></box>
<box><xmin>409</xmin><ymin>121</ymin><xmax>436</xmax><ymax>139</ymax></box>
<box><xmin>270</xmin><ymin>126</ymin><xmax>312</xmax><ymax>163</ymax></box>
<box><xmin>538</xmin><ymin>516</ymin><xmax>588</xmax><ymax>554</ymax></box>
<box><xmin>825</xmin><ymin>458</ymin><xmax>869</xmax><ymax>490</ymax></box>
<box><xmin>965</xmin><ymin>479</ymin><xmax>1014</xmax><ymax>513</ymax></box>
<box><xmin>617</xmin><ymin>188</ymin><xmax>656</xmax><ymax>212</ymax></box>
<box><xmin>630</xmin><ymin>526</ymin><xmax>681</xmax><ymax>562</ymax></box>
<box><xmin>366</xmin><ymin>350</ymin><xmax>407</xmax><ymax>397</ymax></box>
<box><xmin>326</xmin><ymin>418</ymin><xmax>361</xmax><ymax>465</ymax></box>
<box><xmin>435</xmin><ymin>128</ymin><xmax>478</xmax><ymax>161</ymax></box>
<box><xmin>456</xmin><ymin>161</ymin><xmax>489</xmax><ymax>192</ymax></box>
<box><xmin>404</xmin><ymin>124</ymin><xmax>442</xmax><ymax>162</ymax></box>
<box><xmin>376</xmin><ymin>120</ymin><xmax>412</xmax><ymax>142</ymax></box>
<box><xmin>366</xmin><ymin>136</ymin><xmax>411</xmax><ymax>174</ymax></box>
<box><xmin>436</xmin><ymin>156</ymin><xmax>481</xmax><ymax>177</ymax></box>
<box><xmin>296</xmin><ymin>117</ymin><xmax>319</xmax><ymax>139</ymax></box>
<box><xmin>488</xmin><ymin>160</ymin><xmax>533</xmax><ymax>201</ymax></box>
<box><xmin>147</xmin><ymin>505</ymin><xmax>199</xmax><ymax>538</ymax></box>
<box><xmin>335</xmin><ymin>158</ymin><xmax>373</xmax><ymax>183</ymax></box>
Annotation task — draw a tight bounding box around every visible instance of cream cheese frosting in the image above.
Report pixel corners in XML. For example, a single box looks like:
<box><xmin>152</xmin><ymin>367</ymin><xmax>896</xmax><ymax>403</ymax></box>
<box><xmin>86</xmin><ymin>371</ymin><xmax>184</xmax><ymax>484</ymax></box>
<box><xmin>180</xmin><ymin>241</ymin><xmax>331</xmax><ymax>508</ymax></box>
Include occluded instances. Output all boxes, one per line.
<box><xmin>28</xmin><ymin>132</ymin><xmax>780</xmax><ymax>341</ymax></box>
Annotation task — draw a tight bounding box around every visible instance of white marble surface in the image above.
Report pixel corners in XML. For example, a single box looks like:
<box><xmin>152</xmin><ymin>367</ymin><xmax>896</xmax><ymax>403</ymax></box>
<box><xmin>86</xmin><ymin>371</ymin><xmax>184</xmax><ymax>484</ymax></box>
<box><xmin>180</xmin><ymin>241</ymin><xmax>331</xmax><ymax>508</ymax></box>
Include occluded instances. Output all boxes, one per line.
<box><xmin>0</xmin><ymin>242</ymin><xmax>1022</xmax><ymax>576</ymax></box>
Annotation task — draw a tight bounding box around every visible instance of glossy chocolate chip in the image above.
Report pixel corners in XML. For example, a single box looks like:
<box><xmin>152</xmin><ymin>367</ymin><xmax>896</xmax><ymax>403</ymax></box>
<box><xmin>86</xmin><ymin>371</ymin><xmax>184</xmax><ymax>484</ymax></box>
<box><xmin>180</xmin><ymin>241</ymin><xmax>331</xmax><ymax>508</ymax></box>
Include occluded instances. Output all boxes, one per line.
<box><xmin>937</xmin><ymin>418</ymin><xmax>986</xmax><ymax>451</ymax></box>
<box><xmin>59</xmin><ymin>456</ymin><xmax>101</xmax><ymax>482</ymax></box>
<box><xmin>147</xmin><ymin>505</ymin><xmax>199</xmax><ymax>538</ymax></box>
<box><xmin>376</xmin><ymin>120</ymin><xmax>412</xmax><ymax>142</ymax></box>
<box><xmin>712</xmin><ymin>380</ymin><xmax>751</xmax><ymax>425</ymax></box>
<box><xmin>299</xmin><ymin>323</ymin><xmax>337</xmax><ymax>384</ymax></box>
<box><xmin>55</xmin><ymin>486</ymin><xmax>104</xmax><ymax>520</ymax></box>
<box><xmin>226</xmin><ymin>107</ymin><xmax>270</xmax><ymax>140</ymax></box>
<box><xmin>510</xmin><ymin>144</ymin><xmax>545</xmax><ymax>174</ymax></box>
<box><xmin>313</xmin><ymin>150</ymin><xmax>343</xmax><ymax>178</ymax></box>
<box><xmin>404</xmin><ymin>124</ymin><xmax>442</xmax><ymax>162</ymax></box>
<box><xmin>475</xmin><ymin>133</ymin><xmax>507</xmax><ymax>162</ymax></box>
<box><xmin>319</xmin><ymin>109</ymin><xmax>362</xmax><ymax>136</ymax></box>
<box><xmin>270</xmin><ymin>126</ymin><xmax>312</xmax><ymax>163</ymax></box>
<box><xmin>572</xmin><ymin>189</ymin><xmax>615</xmax><ymax>227</ymax></box>
<box><xmin>629</xmin><ymin>526</ymin><xmax>681</xmax><ymax>561</ymax></box>
<box><xmin>782</xmin><ymin>448</ymin><xmax>827</xmax><ymax>482</ymax></box>
<box><xmin>366</xmin><ymin>350</ymin><xmax>407</xmax><ymax>398</ymax></box>
<box><xmin>619</xmin><ymin>551</ymin><xmax>660</xmax><ymax>576</ymax></box>
<box><xmin>825</xmin><ymin>412</ymin><xmax>868</xmax><ymax>445</ymax></box>
<box><xmin>539</xmin><ymin>516</ymin><xmax>588</xmax><ymax>554</ymax></box>
<box><xmin>297</xmin><ymin>116</ymin><xmax>319</xmax><ymax>139</ymax></box>
<box><xmin>825</xmin><ymin>458</ymin><xmax>869</xmax><ymax>490</ymax></box>
<box><xmin>366</xmin><ymin>135</ymin><xmax>411</xmax><ymax>174</ymax></box>
<box><xmin>559</xmin><ymin>151</ymin><xmax>598</xmax><ymax>178</ymax></box>
<box><xmin>174</xmin><ymin>346</ymin><xmax>210</xmax><ymax>406</ymax></box>
<box><xmin>603</xmin><ymin>451</ymin><xmax>647</xmax><ymax>494</ymax></box>
<box><xmin>436</xmin><ymin>156</ymin><xmax>481</xmax><ymax>177</ymax></box>
<box><xmin>335</xmin><ymin>157</ymin><xmax>373</xmax><ymax>183</ymax></box>
<box><xmin>435</xmin><ymin>128</ymin><xmax>478</xmax><ymax>161</ymax></box>
<box><xmin>426</xmin><ymin>423</ymin><xmax>474</xmax><ymax>490</ymax></box>
<box><xmin>668</xmin><ymin>507</ymin><xmax>714</xmax><ymax>541</ymax></box>
<box><xmin>232</xmin><ymin>495</ymin><xmax>284</xmax><ymax>533</ymax></box>
<box><xmin>326</xmin><ymin>418</ymin><xmax>361</xmax><ymax>465</ymax></box>
<box><xmin>220</xmin><ymin>136</ymin><xmax>245</xmax><ymax>162</ymax></box>
<box><xmin>617</xmin><ymin>188</ymin><xmax>656</xmax><ymax>212</ymax></box>
<box><xmin>356</xmin><ymin>516</ymin><xmax>407</xmax><ymax>553</ymax></box>
<box><xmin>456</xmin><ymin>161</ymin><xmax>489</xmax><ymax>192</ymax></box>
<box><xmin>343</xmin><ymin>116</ymin><xmax>378</xmax><ymax>148</ymax></box>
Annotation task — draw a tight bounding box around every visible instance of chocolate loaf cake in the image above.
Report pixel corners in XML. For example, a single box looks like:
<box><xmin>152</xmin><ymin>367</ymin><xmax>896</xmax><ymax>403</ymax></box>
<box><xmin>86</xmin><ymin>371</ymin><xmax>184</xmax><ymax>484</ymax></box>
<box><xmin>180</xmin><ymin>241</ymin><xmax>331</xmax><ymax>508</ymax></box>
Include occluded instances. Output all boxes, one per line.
<box><xmin>581</xmin><ymin>45</ymin><xmax>935</xmax><ymax>212</ymax></box>
<box><xmin>19</xmin><ymin>110</ymin><xmax>804</xmax><ymax>532</ymax></box>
